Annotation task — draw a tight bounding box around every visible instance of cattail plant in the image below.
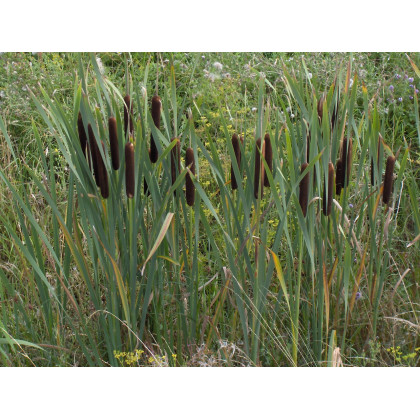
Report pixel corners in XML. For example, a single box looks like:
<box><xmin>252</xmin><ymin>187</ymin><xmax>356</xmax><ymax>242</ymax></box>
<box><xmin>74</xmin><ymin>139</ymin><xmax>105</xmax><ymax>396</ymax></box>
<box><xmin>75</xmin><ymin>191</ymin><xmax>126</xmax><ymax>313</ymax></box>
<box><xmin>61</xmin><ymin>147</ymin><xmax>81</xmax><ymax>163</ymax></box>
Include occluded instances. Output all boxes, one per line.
<box><xmin>77</xmin><ymin>112</ymin><xmax>88</xmax><ymax>158</ymax></box>
<box><xmin>108</xmin><ymin>116</ymin><xmax>119</xmax><ymax>170</ymax></box>
<box><xmin>317</xmin><ymin>94</ymin><xmax>326</xmax><ymax>122</ymax></box>
<box><xmin>171</xmin><ymin>139</ymin><xmax>181</xmax><ymax>194</ymax></box>
<box><xmin>383</xmin><ymin>155</ymin><xmax>395</xmax><ymax>205</ymax></box>
<box><xmin>144</xmin><ymin>149</ymin><xmax>151</xmax><ymax>196</ymax></box>
<box><xmin>306</xmin><ymin>129</ymin><xmax>311</xmax><ymax>162</ymax></box>
<box><xmin>230</xmin><ymin>133</ymin><xmax>241</xmax><ymax>190</ymax></box>
<box><xmin>185</xmin><ymin>147</ymin><xmax>195</xmax><ymax>206</ymax></box>
<box><xmin>263</xmin><ymin>133</ymin><xmax>273</xmax><ymax>187</ymax></box>
<box><xmin>299</xmin><ymin>162</ymin><xmax>309</xmax><ymax>217</ymax></box>
<box><xmin>340</xmin><ymin>136</ymin><xmax>352</xmax><ymax>188</ymax></box>
<box><xmin>125</xmin><ymin>141</ymin><xmax>135</xmax><ymax>198</ymax></box>
<box><xmin>335</xmin><ymin>159</ymin><xmax>344</xmax><ymax>196</ymax></box>
<box><xmin>88</xmin><ymin>123</ymin><xmax>100</xmax><ymax>187</ymax></box>
<box><xmin>150</xmin><ymin>95</ymin><xmax>161</xmax><ymax>163</ymax></box>
<box><xmin>98</xmin><ymin>141</ymin><xmax>109</xmax><ymax>199</ymax></box>
<box><xmin>322</xmin><ymin>162</ymin><xmax>335</xmax><ymax>216</ymax></box>
<box><xmin>331</xmin><ymin>86</ymin><xmax>339</xmax><ymax>131</ymax></box>
<box><xmin>254</xmin><ymin>138</ymin><xmax>262</xmax><ymax>199</ymax></box>
<box><xmin>123</xmin><ymin>94</ymin><xmax>134</xmax><ymax>137</ymax></box>
<box><xmin>371</xmin><ymin>134</ymin><xmax>382</xmax><ymax>186</ymax></box>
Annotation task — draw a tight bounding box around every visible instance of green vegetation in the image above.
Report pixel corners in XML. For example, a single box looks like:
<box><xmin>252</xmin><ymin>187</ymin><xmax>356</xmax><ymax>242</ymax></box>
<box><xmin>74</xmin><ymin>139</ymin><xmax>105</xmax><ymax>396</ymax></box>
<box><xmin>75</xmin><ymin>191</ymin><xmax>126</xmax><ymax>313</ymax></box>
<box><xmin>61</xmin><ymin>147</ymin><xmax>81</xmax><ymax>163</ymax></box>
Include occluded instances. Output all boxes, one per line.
<box><xmin>0</xmin><ymin>52</ymin><xmax>419</xmax><ymax>366</ymax></box>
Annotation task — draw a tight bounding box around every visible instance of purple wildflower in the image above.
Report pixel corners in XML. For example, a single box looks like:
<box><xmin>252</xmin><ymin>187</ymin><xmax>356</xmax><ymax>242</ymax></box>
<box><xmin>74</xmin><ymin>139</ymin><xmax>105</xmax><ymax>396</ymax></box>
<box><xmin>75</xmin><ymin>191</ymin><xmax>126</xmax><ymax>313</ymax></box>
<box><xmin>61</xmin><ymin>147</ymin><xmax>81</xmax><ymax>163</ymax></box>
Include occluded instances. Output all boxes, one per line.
<box><xmin>355</xmin><ymin>291</ymin><xmax>362</xmax><ymax>301</ymax></box>
<box><xmin>349</xmin><ymin>203</ymin><xmax>354</xmax><ymax>208</ymax></box>
<box><xmin>409</xmin><ymin>84</ymin><xmax>414</xmax><ymax>88</ymax></box>
<box><xmin>408</xmin><ymin>77</ymin><xmax>414</xmax><ymax>83</ymax></box>
<box><xmin>404</xmin><ymin>74</ymin><xmax>408</xmax><ymax>79</ymax></box>
<box><xmin>410</xmin><ymin>96</ymin><xmax>414</xmax><ymax>100</ymax></box>
<box><xmin>416</xmin><ymin>89</ymin><xmax>419</xmax><ymax>94</ymax></box>
<box><xmin>398</xmin><ymin>97</ymin><xmax>403</xmax><ymax>102</ymax></box>
<box><xmin>389</xmin><ymin>85</ymin><xmax>394</xmax><ymax>91</ymax></box>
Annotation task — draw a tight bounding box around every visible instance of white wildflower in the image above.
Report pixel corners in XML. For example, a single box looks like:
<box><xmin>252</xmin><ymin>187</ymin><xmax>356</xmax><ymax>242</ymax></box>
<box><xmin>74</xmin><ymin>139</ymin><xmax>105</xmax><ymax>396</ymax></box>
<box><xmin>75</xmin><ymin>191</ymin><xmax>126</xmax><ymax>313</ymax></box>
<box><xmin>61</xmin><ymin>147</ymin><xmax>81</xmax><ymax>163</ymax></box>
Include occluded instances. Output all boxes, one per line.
<box><xmin>251</xmin><ymin>107</ymin><xmax>257</xmax><ymax>113</ymax></box>
<box><xmin>307</xmin><ymin>72</ymin><xmax>313</xmax><ymax>79</ymax></box>
<box><xmin>213</xmin><ymin>62</ymin><xmax>223</xmax><ymax>71</ymax></box>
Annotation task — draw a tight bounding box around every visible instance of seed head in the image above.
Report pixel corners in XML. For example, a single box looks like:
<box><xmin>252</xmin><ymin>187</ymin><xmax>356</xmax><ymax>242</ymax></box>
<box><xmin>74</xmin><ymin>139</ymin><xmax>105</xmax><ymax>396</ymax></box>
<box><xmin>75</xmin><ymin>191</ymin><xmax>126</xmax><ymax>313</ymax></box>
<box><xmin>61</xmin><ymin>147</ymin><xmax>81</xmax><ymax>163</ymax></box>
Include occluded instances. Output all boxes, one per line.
<box><xmin>108</xmin><ymin>116</ymin><xmax>119</xmax><ymax>170</ymax></box>
<box><xmin>125</xmin><ymin>142</ymin><xmax>135</xmax><ymax>198</ymax></box>
<box><xmin>383</xmin><ymin>155</ymin><xmax>395</xmax><ymax>205</ymax></box>
<box><xmin>150</xmin><ymin>95</ymin><xmax>161</xmax><ymax>163</ymax></box>
<box><xmin>254</xmin><ymin>138</ymin><xmax>262</xmax><ymax>199</ymax></box>
<box><xmin>185</xmin><ymin>147</ymin><xmax>195</xmax><ymax>206</ymax></box>
<box><xmin>263</xmin><ymin>133</ymin><xmax>273</xmax><ymax>187</ymax></box>
<box><xmin>171</xmin><ymin>139</ymin><xmax>181</xmax><ymax>194</ymax></box>
<box><xmin>323</xmin><ymin>162</ymin><xmax>335</xmax><ymax>216</ymax></box>
<box><xmin>335</xmin><ymin>159</ymin><xmax>344</xmax><ymax>196</ymax></box>
<box><xmin>230</xmin><ymin>133</ymin><xmax>241</xmax><ymax>190</ymax></box>
<box><xmin>88</xmin><ymin>123</ymin><xmax>100</xmax><ymax>187</ymax></box>
<box><xmin>317</xmin><ymin>94</ymin><xmax>326</xmax><ymax>122</ymax></box>
<box><xmin>340</xmin><ymin>137</ymin><xmax>352</xmax><ymax>188</ymax></box>
<box><xmin>299</xmin><ymin>162</ymin><xmax>310</xmax><ymax>217</ymax></box>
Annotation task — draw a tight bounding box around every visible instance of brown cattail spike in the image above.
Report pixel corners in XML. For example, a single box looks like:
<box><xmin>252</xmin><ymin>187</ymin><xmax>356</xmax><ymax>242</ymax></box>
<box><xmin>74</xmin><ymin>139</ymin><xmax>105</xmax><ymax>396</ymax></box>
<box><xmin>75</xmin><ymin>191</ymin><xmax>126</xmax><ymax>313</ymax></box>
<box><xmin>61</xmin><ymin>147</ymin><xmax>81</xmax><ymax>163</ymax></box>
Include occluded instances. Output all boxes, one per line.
<box><xmin>230</xmin><ymin>133</ymin><xmax>241</xmax><ymax>190</ymax></box>
<box><xmin>340</xmin><ymin>137</ymin><xmax>352</xmax><ymax>188</ymax></box>
<box><xmin>323</xmin><ymin>162</ymin><xmax>335</xmax><ymax>216</ymax></box>
<box><xmin>299</xmin><ymin>163</ymin><xmax>310</xmax><ymax>217</ymax></box>
<box><xmin>317</xmin><ymin>94</ymin><xmax>326</xmax><ymax>122</ymax></box>
<box><xmin>98</xmin><ymin>141</ymin><xmax>109</xmax><ymax>199</ymax></box>
<box><xmin>254</xmin><ymin>138</ymin><xmax>262</xmax><ymax>199</ymax></box>
<box><xmin>108</xmin><ymin>117</ymin><xmax>119</xmax><ymax>170</ymax></box>
<box><xmin>383</xmin><ymin>155</ymin><xmax>395</xmax><ymax>205</ymax></box>
<box><xmin>150</xmin><ymin>95</ymin><xmax>161</xmax><ymax>163</ymax></box>
<box><xmin>335</xmin><ymin>159</ymin><xmax>344</xmax><ymax>196</ymax></box>
<box><xmin>77</xmin><ymin>112</ymin><xmax>88</xmax><ymax>158</ymax></box>
<box><xmin>123</xmin><ymin>95</ymin><xmax>134</xmax><ymax>137</ymax></box>
<box><xmin>263</xmin><ymin>133</ymin><xmax>273</xmax><ymax>187</ymax></box>
<box><xmin>88</xmin><ymin>124</ymin><xmax>100</xmax><ymax>187</ymax></box>
<box><xmin>185</xmin><ymin>147</ymin><xmax>195</xmax><ymax>206</ymax></box>
<box><xmin>125</xmin><ymin>142</ymin><xmax>135</xmax><ymax>198</ymax></box>
<box><xmin>171</xmin><ymin>139</ymin><xmax>181</xmax><ymax>194</ymax></box>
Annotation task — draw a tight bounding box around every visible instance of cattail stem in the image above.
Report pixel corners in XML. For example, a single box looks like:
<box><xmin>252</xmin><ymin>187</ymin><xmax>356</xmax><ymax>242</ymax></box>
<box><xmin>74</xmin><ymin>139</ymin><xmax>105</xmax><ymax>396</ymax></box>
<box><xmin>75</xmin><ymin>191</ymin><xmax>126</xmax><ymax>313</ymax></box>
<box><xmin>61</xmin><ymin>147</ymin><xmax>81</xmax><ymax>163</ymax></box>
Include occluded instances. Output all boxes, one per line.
<box><xmin>263</xmin><ymin>133</ymin><xmax>273</xmax><ymax>187</ymax></box>
<box><xmin>230</xmin><ymin>133</ymin><xmax>241</xmax><ymax>190</ymax></box>
<box><xmin>299</xmin><ymin>162</ymin><xmax>309</xmax><ymax>217</ymax></box>
<box><xmin>185</xmin><ymin>147</ymin><xmax>195</xmax><ymax>206</ymax></box>
<box><xmin>123</xmin><ymin>94</ymin><xmax>134</xmax><ymax>137</ymax></box>
<box><xmin>253</xmin><ymin>138</ymin><xmax>262</xmax><ymax>199</ymax></box>
<box><xmin>383</xmin><ymin>155</ymin><xmax>395</xmax><ymax>204</ymax></box>
<box><xmin>323</xmin><ymin>162</ymin><xmax>335</xmax><ymax>216</ymax></box>
<box><xmin>108</xmin><ymin>116</ymin><xmax>119</xmax><ymax>170</ymax></box>
<box><xmin>150</xmin><ymin>95</ymin><xmax>161</xmax><ymax>163</ymax></box>
<box><xmin>125</xmin><ymin>142</ymin><xmax>135</xmax><ymax>198</ymax></box>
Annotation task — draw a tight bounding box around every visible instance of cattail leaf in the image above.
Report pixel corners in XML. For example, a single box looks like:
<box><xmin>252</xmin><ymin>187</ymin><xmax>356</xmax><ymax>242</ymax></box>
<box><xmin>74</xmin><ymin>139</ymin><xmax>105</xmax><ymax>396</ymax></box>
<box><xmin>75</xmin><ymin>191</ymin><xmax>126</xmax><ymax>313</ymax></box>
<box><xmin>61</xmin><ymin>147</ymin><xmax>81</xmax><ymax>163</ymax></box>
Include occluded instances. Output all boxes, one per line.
<box><xmin>268</xmin><ymin>249</ymin><xmax>290</xmax><ymax>312</ymax></box>
<box><xmin>141</xmin><ymin>213</ymin><xmax>174</xmax><ymax>275</ymax></box>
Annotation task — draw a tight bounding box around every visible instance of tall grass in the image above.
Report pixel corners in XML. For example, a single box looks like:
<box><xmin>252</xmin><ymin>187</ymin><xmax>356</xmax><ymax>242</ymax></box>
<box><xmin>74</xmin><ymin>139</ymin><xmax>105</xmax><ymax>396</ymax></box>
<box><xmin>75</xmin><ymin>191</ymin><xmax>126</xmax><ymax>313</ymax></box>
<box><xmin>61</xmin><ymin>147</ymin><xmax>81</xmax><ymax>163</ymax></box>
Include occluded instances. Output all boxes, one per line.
<box><xmin>0</xmin><ymin>53</ymin><xmax>417</xmax><ymax>366</ymax></box>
